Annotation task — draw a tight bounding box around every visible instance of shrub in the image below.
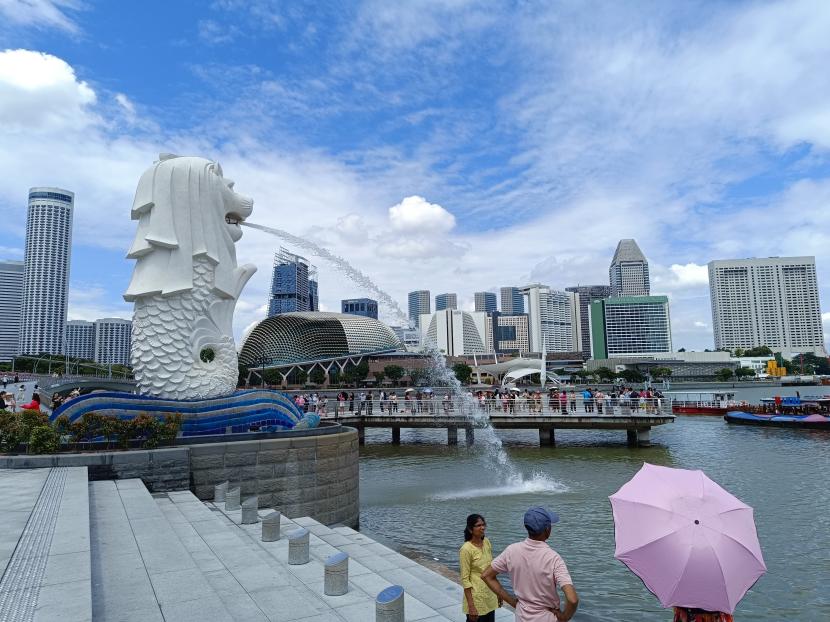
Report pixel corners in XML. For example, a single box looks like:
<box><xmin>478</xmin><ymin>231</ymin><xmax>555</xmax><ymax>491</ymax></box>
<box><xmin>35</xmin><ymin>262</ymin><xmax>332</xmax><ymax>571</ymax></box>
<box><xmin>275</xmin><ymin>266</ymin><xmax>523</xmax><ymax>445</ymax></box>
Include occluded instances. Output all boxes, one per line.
<box><xmin>0</xmin><ymin>411</ymin><xmax>24</xmax><ymax>452</ymax></box>
<box><xmin>28</xmin><ymin>425</ymin><xmax>59</xmax><ymax>454</ymax></box>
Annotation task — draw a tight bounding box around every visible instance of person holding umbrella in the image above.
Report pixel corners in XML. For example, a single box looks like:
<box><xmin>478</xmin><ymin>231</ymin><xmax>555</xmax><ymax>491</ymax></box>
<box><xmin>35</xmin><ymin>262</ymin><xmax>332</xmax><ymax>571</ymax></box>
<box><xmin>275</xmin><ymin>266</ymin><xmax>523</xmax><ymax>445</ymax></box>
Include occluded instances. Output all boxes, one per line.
<box><xmin>610</xmin><ymin>463</ymin><xmax>766</xmax><ymax>621</ymax></box>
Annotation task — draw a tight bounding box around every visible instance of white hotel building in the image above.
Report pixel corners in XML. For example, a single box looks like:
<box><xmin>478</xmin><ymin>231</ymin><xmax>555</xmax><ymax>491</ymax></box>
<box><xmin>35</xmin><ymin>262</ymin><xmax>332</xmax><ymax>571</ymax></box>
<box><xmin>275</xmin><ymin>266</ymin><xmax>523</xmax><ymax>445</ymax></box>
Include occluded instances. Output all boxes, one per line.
<box><xmin>708</xmin><ymin>257</ymin><xmax>826</xmax><ymax>356</ymax></box>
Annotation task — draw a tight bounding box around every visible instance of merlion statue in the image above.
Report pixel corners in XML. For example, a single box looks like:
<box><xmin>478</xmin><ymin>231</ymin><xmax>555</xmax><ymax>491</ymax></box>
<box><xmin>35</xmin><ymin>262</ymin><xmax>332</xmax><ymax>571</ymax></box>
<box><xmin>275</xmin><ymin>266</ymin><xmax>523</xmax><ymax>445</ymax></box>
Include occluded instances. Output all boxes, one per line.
<box><xmin>124</xmin><ymin>154</ymin><xmax>256</xmax><ymax>399</ymax></box>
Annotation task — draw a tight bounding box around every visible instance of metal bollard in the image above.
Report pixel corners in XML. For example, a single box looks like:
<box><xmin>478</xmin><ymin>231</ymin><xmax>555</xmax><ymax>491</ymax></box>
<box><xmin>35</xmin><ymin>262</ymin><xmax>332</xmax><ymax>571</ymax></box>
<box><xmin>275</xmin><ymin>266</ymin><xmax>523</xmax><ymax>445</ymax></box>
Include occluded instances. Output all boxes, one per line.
<box><xmin>214</xmin><ymin>481</ymin><xmax>228</xmax><ymax>503</ymax></box>
<box><xmin>376</xmin><ymin>585</ymin><xmax>404</xmax><ymax>622</ymax></box>
<box><xmin>323</xmin><ymin>552</ymin><xmax>349</xmax><ymax>596</ymax></box>
<box><xmin>287</xmin><ymin>528</ymin><xmax>310</xmax><ymax>565</ymax></box>
<box><xmin>261</xmin><ymin>511</ymin><xmax>281</xmax><ymax>542</ymax></box>
<box><xmin>225</xmin><ymin>487</ymin><xmax>241</xmax><ymax>511</ymax></box>
<box><xmin>241</xmin><ymin>496</ymin><xmax>259</xmax><ymax>524</ymax></box>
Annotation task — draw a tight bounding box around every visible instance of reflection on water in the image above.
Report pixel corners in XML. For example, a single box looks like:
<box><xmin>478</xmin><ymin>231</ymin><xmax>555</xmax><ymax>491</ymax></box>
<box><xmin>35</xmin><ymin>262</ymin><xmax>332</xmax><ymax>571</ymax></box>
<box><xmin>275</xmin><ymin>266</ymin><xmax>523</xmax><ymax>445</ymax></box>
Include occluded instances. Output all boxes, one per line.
<box><xmin>358</xmin><ymin>418</ymin><xmax>830</xmax><ymax>621</ymax></box>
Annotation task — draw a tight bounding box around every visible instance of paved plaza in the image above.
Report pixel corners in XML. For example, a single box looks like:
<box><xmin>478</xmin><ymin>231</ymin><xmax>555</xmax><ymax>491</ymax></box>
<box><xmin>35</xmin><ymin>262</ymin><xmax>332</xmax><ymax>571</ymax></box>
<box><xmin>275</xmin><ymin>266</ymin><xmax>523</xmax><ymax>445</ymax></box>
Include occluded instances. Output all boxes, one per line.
<box><xmin>0</xmin><ymin>467</ymin><xmax>514</xmax><ymax>621</ymax></box>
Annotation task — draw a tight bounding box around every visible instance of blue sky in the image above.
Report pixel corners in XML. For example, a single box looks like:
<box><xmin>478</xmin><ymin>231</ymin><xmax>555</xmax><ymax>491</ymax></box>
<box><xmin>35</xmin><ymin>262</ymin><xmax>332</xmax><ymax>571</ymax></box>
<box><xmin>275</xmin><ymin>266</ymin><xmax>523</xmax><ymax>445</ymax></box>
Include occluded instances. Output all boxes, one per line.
<box><xmin>0</xmin><ymin>0</ymin><xmax>828</xmax><ymax>350</ymax></box>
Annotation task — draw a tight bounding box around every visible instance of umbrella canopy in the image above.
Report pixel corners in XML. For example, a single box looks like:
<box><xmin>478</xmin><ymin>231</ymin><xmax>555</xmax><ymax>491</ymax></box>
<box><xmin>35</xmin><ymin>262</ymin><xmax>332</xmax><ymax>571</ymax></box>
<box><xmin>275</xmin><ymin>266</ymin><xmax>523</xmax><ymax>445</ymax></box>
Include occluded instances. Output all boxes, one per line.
<box><xmin>609</xmin><ymin>463</ymin><xmax>766</xmax><ymax>614</ymax></box>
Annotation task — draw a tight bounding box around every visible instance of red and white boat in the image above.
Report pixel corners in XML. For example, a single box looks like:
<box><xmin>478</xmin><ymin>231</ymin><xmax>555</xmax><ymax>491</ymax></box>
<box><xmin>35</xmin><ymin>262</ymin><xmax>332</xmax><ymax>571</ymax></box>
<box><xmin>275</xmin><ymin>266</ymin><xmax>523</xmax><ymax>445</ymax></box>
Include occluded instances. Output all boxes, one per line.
<box><xmin>670</xmin><ymin>392</ymin><xmax>739</xmax><ymax>416</ymax></box>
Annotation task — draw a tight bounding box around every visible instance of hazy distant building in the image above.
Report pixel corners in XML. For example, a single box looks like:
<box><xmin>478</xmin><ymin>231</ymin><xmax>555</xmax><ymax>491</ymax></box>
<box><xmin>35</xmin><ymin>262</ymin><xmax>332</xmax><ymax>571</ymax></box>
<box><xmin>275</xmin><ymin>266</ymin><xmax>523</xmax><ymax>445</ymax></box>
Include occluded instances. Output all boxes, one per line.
<box><xmin>268</xmin><ymin>248</ymin><xmax>318</xmax><ymax>317</ymax></box>
<box><xmin>341</xmin><ymin>298</ymin><xmax>378</xmax><ymax>320</ymax></box>
<box><xmin>474</xmin><ymin>291</ymin><xmax>497</xmax><ymax>314</ymax></box>
<box><xmin>590</xmin><ymin>296</ymin><xmax>672</xmax><ymax>358</ymax></box>
<box><xmin>0</xmin><ymin>260</ymin><xmax>24</xmax><ymax>362</ymax></box>
<box><xmin>420</xmin><ymin>309</ymin><xmax>486</xmax><ymax>356</ymax></box>
<box><xmin>65</xmin><ymin>320</ymin><xmax>95</xmax><ymax>361</ymax></box>
<box><xmin>19</xmin><ymin>187</ymin><xmax>74</xmax><ymax>355</ymax></box>
<box><xmin>486</xmin><ymin>313</ymin><xmax>530</xmax><ymax>354</ymax></box>
<box><xmin>500</xmin><ymin>286</ymin><xmax>524</xmax><ymax>314</ymax></box>
<box><xmin>521</xmin><ymin>284</ymin><xmax>579</xmax><ymax>353</ymax></box>
<box><xmin>408</xmin><ymin>290</ymin><xmax>431</xmax><ymax>329</ymax></box>
<box><xmin>435</xmin><ymin>293</ymin><xmax>458</xmax><ymax>311</ymax></box>
<box><xmin>391</xmin><ymin>325</ymin><xmax>421</xmax><ymax>350</ymax></box>
<box><xmin>566</xmin><ymin>285</ymin><xmax>612</xmax><ymax>357</ymax></box>
<box><xmin>708</xmin><ymin>257</ymin><xmax>826</xmax><ymax>356</ymax></box>
<box><xmin>609</xmin><ymin>239</ymin><xmax>650</xmax><ymax>297</ymax></box>
<box><xmin>94</xmin><ymin>318</ymin><xmax>132</xmax><ymax>366</ymax></box>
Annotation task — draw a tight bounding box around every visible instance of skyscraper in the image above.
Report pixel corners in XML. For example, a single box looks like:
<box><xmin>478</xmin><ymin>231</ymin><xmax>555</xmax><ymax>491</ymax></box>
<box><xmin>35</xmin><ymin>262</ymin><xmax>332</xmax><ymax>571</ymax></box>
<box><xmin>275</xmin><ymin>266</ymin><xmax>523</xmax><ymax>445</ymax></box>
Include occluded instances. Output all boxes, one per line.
<box><xmin>435</xmin><ymin>293</ymin><xmax>458</xmax><ymax>311</ymax></box>
<box><xmin>708</xmin><ymin>257</ymin><xmax>826</xmax><ymax>355</ymax></box>
<box><xmin>19</xmin><ymin>188</ymin><xmax>74</xmax><ymax>355</ymax></box>
<box><xmin>474</xmin><ymin>291</ymin><xmax>497</xmax><ymax>313</ymax></box>
<box><xmin>520</xmin><ymin>284</ymin><xmax>580</xmax><ymax>353</ymax></box>
<box><xmin>566</xmin><ymin>285</ymin><xmax>612</xmax><ymax>357</ymax></box>
<box><xmin>341</xmin><ymin>298</ymin><xmax>378</xmax><ymax>319</ymax></box>
<box><xmin>420</xmin><ymin>309</ymin><xmax>487</xmax><ymax>356</ymax></box>
<box><xmin>0</xmin><ymin>260</ymin><xmax>24</xmax><ymax>362</ymax></box>
<box><xmin>500</xmin><ymin>286</ymin><xmax>524</xmax><ymax>314</ymax></box>
<box><xmin>408</xmin><ymin>290</ymin><xmax>430</xmax><ymax>329</ymax></box>
<box><xmin>94</xmin><ymin>318</ymin><xmax>132</xmax><ymax>365</ymax></box>
<box><xmin>267</xmin><ymin>248</ymin><xmax>318</xmax><ymax>317</ymax></box>
<box><xmin>65</xmin><ymin>320</ymin><xmax>95</xmax><ymax>360</ymax></box>
<box><xmin>609</xmin><ymin>239</ymin><xmax>650</xmax><ymax>297</ymax></box>
<box><xmin>590</xmin><ymin>296</ymin><xmax>672</xmax><ymax>358</ymax></box>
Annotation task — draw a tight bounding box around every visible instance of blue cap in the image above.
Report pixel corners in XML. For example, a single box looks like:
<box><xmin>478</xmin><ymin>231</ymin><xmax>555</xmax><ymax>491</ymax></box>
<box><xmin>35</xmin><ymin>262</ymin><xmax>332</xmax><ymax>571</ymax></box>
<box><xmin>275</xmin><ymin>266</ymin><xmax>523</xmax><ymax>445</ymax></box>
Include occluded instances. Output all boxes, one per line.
<box><xmin>524</xmin><ymin>506</ymin><xmax>559</xmax><ymax>534</ymax></box>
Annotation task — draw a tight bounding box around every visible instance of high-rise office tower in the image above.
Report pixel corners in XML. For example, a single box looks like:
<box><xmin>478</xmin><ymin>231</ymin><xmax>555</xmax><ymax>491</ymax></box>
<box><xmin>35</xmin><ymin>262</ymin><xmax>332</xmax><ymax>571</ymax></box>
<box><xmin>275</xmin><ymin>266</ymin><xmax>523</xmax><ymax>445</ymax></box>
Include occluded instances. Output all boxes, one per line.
<box><xmin>500</xmin><ymin>286</ymin><xmax>524</xmax><ymax>314</ymax></box>
<box><xmin>474</xmin><ymin>291</ymin><xmax>497</xmax><ymax>313</ymax></box>
<box><xmin>520</xmin><ymin>284</ymin><xmax>580</xmax><ymax>353</ymax></box>
<box><xmin>0</xmin><ymin>260</ymin><xmax>24</xmax><ymax>362</ymax></box>
<box><xmin>408</xmin><ymin>290</ymin><xmax>430</xmax><ymax>329</ymax></box>
<box><xmin>65</xmin><ymin>320</ymin><xmax>95</xmax><ymax>360</ymax></box>
<box><xmin>341</xmin><ymin>298</ymin><xmax>378</xmax><ymax>319</ymax></box>
<box><xmin>708</xmin><ymin>257</ymin><xmax>826</xmax><ymax>355</ymax></box>
<box><xmin>435</xmin><ymin>293</ymin><xmax>458</xmax><ymax>311</ymax></box>
<box><xmin>609</xmin><ymin>239</ymin><xmax>650</xmax><ymax>297</ymax></box>
<box><xmin>94</xmin><ymin>318</ymin><xmax>132</xmax><ymax>365</ymax></box>
<box><xmin>485</xmin><ymin>313</ymin><xmax>530</xmax><ymax>354</ymax></box>
<box><xmin>267</xmin><ymin>248</ymin><xmax>318</xmax><ymax>317</ymax></box>
<box><xmin>566</xmin><ymin>285</ymin><xmax>612</xmax><ymax>357</ymax></box>
<box><xmin>590</xmin><ymin>296</ymin><xmax>672</xmax><ymax>357</ymax></box>
<box><xmin>19</xmin><ymin>188</ymin><xmax>74</xmax><ymax>355</ymax></box>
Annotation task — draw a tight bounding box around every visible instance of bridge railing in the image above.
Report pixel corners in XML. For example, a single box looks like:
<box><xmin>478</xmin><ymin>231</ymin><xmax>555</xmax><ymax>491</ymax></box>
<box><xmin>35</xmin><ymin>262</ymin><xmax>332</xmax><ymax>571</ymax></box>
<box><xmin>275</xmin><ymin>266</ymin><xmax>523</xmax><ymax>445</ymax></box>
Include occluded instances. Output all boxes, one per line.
<box><xmin>308</xmin><ymin>396</ymin><xmax>674</xmax><ymax>418</ymax></box>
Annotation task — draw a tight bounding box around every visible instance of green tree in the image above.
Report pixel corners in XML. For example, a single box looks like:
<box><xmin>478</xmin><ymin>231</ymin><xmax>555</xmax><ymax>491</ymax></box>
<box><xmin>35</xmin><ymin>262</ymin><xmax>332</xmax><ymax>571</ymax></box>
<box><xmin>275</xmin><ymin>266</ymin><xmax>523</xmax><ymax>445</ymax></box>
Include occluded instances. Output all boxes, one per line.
<box><xmin>732</xmin><ymin>347</ymin><xmax>745</xmax><ymax>357</ymax></box>
<box><xmin>383</xmin><ymin>365</ymin><xmax>405</xmax><ymax>385</ymax></box>
<box><xmin>408</xmin><ymin>367</ymin><xmax>428</xmax><ymax>386</ymax></box>
<box><xmin>715</xmin><ymin>368</ymin><xmax>734</xmax><ymax>381</ymax></box>
<box><xmin>735</xmin><ymin>367</ymin><xmax>756</xmax><ymax>379</ymax></box>
<box><xmin>618</xmin><ymin>369</ymin><xmax>646</xmax><ymax>383</ymax></box>
<box><xmin>295</xmin><ymin>369</ymin><xmax>308</xmax><ymax>386</ymax></box>
<box><xmin>373</xmin><ymin>370</ymin><xmax>386</xmax><ymax>384</ymax></box>
<box><xmin>594</xmin><ymin>367</ymin><xmax>617</xmax><ymax>382</ymax></box>
<box><xmin>650</xmin><ymin>367</ymin><xmax>673</xmax><ymax>380</ymax></box>
<box><xmin>744</xmin><ymin>345</ymin><xmax>773</xmax><ymax>357</ymax></box>
<box><xmin>452</xmin><ymin>363</ymin><xmax>473</xmax><ymax>385</ymax></box>
<box><xmin>309</xmin><ymin>367</ymin><xmax>326</xmax><ymax>385</ymax></box>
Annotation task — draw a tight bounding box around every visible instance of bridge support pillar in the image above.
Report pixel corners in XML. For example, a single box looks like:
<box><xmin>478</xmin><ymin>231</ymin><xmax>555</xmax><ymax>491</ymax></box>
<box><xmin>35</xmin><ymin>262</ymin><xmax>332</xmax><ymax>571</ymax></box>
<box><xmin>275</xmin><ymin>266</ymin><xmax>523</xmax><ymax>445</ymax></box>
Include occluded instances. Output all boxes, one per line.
<box><xmin>626</xmin><ymin>430</ymin><xmax>637</xmax><ymax>447</ymax></box>
<box><xmin>447</xmin><ymin>427</ymin><xmax>458</xmax><ymax>445</ymax></box>
<box><xmin>637</xmin><ymin>427</ymin><xmax>651</xmax><ymax>447</ymax></box>
<box><xmin>465</xmin><ymin>427</ymin><xmax>474</xmax><ymax>445</ymax></box>
<box><xmin>539</xmin><ymin>427</ymin><xmax>555</xmax><ymax>447</ymax></box>
<box><xmin>358</xmin><ymin>426</ymin><xmax>365</xmax><ymax>446</ymax></box>
<box><xmin>392</xmin><ymin>427</ymin><xmax>400</xmax><ymax>445</ymax></box>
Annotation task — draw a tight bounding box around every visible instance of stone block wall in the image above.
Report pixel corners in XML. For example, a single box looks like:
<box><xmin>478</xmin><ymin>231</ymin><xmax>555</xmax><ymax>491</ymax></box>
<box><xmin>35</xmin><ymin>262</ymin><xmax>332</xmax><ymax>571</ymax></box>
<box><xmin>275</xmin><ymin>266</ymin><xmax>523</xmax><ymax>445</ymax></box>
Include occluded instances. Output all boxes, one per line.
<box><xmin>189</xmin><ymin>429</ymin><xmax>359</xmax><ymax>527</ymax></box>
<box><xmin>0</xmin><ymin>427</ymin><xmax>359</xmax><ymax>527</ymax></box>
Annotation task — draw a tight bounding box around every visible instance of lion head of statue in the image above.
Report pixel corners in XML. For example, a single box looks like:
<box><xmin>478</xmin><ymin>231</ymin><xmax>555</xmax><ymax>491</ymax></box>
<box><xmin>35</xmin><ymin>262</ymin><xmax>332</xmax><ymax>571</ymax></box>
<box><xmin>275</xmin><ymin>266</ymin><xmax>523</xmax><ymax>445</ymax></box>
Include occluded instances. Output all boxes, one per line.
<box><xmin>124</xmin><ymin>154</ymin><xmax>255</xmax><ymax>301</ymax></box>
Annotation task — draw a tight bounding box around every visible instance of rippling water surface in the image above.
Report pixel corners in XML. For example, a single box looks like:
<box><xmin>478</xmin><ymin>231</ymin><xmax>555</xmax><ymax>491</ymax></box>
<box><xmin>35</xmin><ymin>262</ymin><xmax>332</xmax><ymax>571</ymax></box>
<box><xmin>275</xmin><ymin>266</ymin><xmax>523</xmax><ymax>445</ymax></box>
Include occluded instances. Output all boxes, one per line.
<box><xmin>358</xmin><ymin>416</ymin><xmax>830</xmax><ymax>621</ymax></box>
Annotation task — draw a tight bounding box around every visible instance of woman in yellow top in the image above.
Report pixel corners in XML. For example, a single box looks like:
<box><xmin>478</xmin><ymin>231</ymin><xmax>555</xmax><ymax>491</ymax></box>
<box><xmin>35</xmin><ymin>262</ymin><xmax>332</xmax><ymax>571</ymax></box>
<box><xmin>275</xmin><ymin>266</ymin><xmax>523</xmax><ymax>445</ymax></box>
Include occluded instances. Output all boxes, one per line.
<box><xmin>460</xmin><ymin>513</ymin><xmax>500</xmax><ymax>621</ymax></box>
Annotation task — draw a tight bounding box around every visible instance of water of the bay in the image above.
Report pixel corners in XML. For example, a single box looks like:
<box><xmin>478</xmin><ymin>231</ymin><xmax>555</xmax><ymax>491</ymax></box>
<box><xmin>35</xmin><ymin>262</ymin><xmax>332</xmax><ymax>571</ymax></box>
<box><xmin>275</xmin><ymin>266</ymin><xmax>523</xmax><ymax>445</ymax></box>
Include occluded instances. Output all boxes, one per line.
<box><xmin>358</xmin><ymin>386</ymin><xmax>830</xmax><ymax>621</ymax></box>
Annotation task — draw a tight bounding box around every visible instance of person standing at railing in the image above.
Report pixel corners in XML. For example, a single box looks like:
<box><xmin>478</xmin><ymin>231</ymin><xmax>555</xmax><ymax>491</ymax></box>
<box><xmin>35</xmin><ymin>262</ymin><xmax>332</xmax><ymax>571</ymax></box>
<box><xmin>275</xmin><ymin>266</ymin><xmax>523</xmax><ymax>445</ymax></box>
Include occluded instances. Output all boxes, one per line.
<box><xmin>357</xmin><ymin>391</ymin><xmax>365</xmax><ymax>415</ymax></box>
<box><xmin>379</xmin><ymin>389</ymin><xmax>386</xmax><ymax>413</ymax></box>
<box><xmin>568</xmin><ymin>390</ymin><xmax>577</xmax><ymax>413</ymax></box>
<box><xmin>595</xmin><ymin>389</ymin><xmax>604</xmax><ymax>414</ymax></box>
<box><xmin>318</xmin><ymin>395</ymin><xmax>327</xmax><ymax>417</ymax></box>
<box><xmin>366</xmin><ymin>391</ymin><xmax>374</xmax><ymax>416</ymax></box>
<box><xmin>559</xmin><ymin>390</ymin><xmax>567</xmax><ymax>414</ymax></box>
<box><xmin>390</xmin><ymin>392</ymin><xmax>398</xmax><ymax>412</ymax></box>
<box><xmin>348</xmin><ymin>391</ymin><xmax>354</xmax><ymax>413</ymax></box>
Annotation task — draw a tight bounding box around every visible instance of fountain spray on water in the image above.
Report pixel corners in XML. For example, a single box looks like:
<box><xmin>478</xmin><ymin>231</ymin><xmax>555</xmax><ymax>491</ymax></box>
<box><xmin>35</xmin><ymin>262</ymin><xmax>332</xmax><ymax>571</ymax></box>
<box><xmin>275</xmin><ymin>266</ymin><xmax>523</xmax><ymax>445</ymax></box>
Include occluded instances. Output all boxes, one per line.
<box><xmin>242</xmin><ymin>221</ymin><xmax>566</xmax><ymax>497</ymax></box>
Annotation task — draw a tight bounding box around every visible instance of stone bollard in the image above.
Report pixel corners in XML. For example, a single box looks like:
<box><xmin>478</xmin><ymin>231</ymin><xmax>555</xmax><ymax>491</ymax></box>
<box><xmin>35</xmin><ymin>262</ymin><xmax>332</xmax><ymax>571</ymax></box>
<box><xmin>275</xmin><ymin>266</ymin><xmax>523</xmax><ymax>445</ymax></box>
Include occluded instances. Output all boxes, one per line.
<box><xmin>287</xmin><ymin>528</ymin><xmax>310</xmax><ymax>565</ymax></box>
<box><xmin>241</xmin><ymin>496</ymin><xmax>259</xmax><ymax>524</ymax></box>
<box><xmin>225</xmin><ymin>487</ymin><xmax>241</xmax><ymax>511</ymax></box>
<box><xmin>214</xmin><ymin>481</ymin><xmax>228</xmax><ymax>503</ymax></box>
<box><xmin>376</xmin><ymin>585</ymin><xmax>404</xmax><ymax>622</ymax></box>
<box><xmin>261</xmin><ymin>511</ymin><xmax>281</xmax><ymax>542</ymax></box>
<box><xmin>324</xmin><ymin>552</ymin><xmax>349</xmax><ymax>596</ymax></box>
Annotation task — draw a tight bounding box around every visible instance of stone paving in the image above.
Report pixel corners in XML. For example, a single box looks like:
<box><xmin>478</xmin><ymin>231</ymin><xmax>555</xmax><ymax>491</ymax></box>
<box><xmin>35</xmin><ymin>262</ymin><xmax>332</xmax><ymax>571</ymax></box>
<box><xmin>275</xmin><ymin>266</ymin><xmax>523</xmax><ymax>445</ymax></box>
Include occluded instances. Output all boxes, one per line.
<box><xmin>1</xmin><ymin>467</ymin><xmax>516</xmax><ymax>621</ymax></box>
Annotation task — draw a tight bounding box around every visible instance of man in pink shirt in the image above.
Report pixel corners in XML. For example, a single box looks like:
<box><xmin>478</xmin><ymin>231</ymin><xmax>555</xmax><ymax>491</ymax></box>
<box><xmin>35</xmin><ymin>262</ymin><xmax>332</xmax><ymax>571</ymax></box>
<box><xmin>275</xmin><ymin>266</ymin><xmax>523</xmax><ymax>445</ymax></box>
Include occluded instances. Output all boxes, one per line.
<box><xmin>482</xmin><ymin>507</ymin><xmax>579</xmax><ymax>621</ymax></box>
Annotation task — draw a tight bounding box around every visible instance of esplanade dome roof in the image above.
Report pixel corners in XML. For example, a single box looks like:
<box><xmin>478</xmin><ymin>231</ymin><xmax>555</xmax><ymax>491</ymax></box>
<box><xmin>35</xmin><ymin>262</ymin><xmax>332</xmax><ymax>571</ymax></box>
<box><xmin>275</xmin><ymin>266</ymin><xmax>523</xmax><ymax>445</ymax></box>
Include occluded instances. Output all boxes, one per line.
<box><xmin>238</xmin><ymin>311</ymin><xmax>404</xmax><ymax>367</ymax></box>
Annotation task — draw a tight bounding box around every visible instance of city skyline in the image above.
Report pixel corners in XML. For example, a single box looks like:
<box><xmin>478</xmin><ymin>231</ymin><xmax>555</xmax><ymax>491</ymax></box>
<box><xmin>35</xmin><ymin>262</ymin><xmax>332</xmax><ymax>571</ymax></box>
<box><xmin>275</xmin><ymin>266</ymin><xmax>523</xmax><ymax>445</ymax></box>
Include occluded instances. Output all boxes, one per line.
<box><xmin>0</xmin><ymin>2</ymin><xmax>829</xmax><ymax>352</ymax></box>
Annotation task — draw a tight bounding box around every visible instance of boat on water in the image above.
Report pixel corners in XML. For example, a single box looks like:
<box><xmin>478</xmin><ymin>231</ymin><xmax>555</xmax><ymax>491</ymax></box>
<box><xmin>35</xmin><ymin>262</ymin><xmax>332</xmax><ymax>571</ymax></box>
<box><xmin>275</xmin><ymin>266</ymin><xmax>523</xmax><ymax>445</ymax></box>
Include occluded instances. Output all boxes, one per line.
<box><xmin>670</xmin><ymin>392</ymin><xmax>741</xmax><ymax>416</ymax></box>
<box><xmin>725</xmin><ymin>411</ymin><xmax>830</xmax><ymax>429</ymax></box>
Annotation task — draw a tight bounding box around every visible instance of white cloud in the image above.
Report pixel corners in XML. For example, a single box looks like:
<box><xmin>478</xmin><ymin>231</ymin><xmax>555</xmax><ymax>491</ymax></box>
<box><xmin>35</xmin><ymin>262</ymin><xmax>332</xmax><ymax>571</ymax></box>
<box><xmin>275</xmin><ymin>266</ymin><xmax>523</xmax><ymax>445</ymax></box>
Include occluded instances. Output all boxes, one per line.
<box><xmin>114</xmin><ymin>93</ymin><xmax>135</xmax><ymax>116</ymax></box>
<box><xmin>387</xmin><ymin>195</ymin><xmax>455</xmax><ymax>233</ymax></box>
<box><xmin>693</xmin><ymin>321</ymin><xmax>708</xmax><ymax>329</ymax></box>
<box><xmin>0</xmin><ymin>49</ymin><xmax>96</xmax><ymax>132</ymax></box>
<box><xmin>67</xmin><ymin>284</ymin><xmax>131</xmax><ymax>322</ymax></box>
<box><xmin>0</xmin><ymin>0</ymin><xmax>82</xmax><ymax>34</ymax></box>
<box><xmin>335</xmin><ymin>213</ymin><xmax>368</xmax><ymax>242</ymax></box>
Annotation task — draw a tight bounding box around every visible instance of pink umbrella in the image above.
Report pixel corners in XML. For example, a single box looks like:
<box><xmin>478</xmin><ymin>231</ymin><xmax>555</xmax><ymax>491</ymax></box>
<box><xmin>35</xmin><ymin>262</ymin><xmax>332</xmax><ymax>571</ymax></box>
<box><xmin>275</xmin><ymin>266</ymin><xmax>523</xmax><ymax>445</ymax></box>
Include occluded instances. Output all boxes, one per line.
<box><xmin>609</xmin><ymin>463</ymin><xmax>766</xmax><ymax>614</ymax></box>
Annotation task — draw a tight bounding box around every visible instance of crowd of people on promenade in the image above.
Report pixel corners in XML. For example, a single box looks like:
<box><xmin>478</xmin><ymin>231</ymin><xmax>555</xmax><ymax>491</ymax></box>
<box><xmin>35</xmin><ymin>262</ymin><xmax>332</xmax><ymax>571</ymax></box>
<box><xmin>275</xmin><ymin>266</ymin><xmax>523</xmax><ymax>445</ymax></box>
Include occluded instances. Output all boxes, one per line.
<box><xmin>288</xmin><ymin>386</ymin><xmax>667</xmax><ymax>419</ymax></box>
<box><xmin>458</xmin><ymin>506</ymin><xmax>733</xmax><ymax>622</ymax></box>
